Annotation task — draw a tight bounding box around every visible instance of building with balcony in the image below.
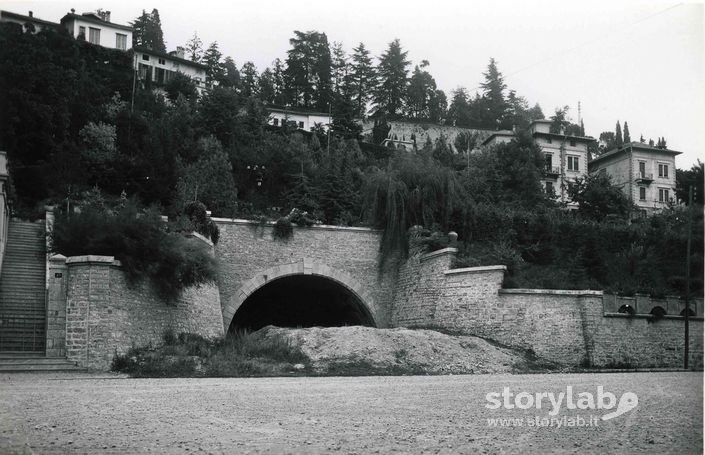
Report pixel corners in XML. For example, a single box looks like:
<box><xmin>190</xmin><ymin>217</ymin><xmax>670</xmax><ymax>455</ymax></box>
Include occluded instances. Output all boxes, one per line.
<box><xmin>482</xmin><ymin>120</ymin><xmax>596</xmax><ymax>206</ymax></box>
<box><xmin>268</xmin><ymin>108</ymin><xmax>331</xmax><ymax>132</ymax></box>
<box><xmin>588</xmin><ymin>142</ymin><xmax>681</xmax><ymax>215</ymax></box>
<box><xmin>60</xmin><ymin>9</ymin><xmax>133</xmax><ymax>51</ymax></box>
<box><xmin>134</xmin><ymin>46</ymin><xmax>207</xmax><ymax>94</ymax></box>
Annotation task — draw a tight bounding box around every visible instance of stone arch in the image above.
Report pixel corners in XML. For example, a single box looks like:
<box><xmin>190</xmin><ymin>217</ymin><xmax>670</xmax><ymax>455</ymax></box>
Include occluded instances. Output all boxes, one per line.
<box><xmin>222</xmin><ymin>258</ymin><xmax>377</xmax><ymax>330</ymax></box>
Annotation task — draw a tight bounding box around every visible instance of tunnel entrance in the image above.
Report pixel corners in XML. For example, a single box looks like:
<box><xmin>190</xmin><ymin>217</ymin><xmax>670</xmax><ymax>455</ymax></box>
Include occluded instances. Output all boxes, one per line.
<box><xmin>229</xmin><ymin>275</ymin><xmax>375</xmax><ymax>332</ymax></box>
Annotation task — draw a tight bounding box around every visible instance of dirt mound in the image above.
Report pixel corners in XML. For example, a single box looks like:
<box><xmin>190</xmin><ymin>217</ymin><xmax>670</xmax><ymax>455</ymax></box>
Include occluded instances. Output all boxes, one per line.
<box><xmin>257</xmin><ymin>326</ymin><xmax>539</xmax><ymax>375</ymax></box>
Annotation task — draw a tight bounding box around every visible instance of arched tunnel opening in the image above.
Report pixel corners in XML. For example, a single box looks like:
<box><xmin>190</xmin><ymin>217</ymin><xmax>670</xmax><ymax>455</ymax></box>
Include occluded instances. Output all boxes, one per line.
<box><xmin>229</xmin><ymin>275</ymin><xmax>375</xmax><ymax>332</ymax></box>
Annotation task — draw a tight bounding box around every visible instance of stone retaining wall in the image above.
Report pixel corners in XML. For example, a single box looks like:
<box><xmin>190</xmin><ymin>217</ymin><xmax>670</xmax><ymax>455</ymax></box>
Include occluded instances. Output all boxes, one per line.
<box><xmin>48</xmin><ymin>244</ymin><xmax>224</xmax><ymax>370</ymax></box>
<box><xmin>393</xmin><ymin>248</ymin><xmax>704</xmax><ymax>368</ymax></box>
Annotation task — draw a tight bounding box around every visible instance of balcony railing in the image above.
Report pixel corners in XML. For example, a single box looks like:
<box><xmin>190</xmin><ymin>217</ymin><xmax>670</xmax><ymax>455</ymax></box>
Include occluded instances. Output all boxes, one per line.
<box><xmin>544</xmin><ymin>166</ymin><xmax>560</xmax><ymax>176</ymax></box>
<box><xmin>635</xmin><ymin>172</ymin><xmax>654</xmax><ymax>183</ymax></box>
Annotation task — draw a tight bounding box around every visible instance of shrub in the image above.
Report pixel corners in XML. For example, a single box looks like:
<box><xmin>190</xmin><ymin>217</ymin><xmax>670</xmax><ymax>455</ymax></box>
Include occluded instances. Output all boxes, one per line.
<box><xmin>51</xmin><ymin>200</ymin><xmax>218</xmax><ymax>303</ymax></box>
<box><xmin>273</xmin><ymin>217</ymin><xmax>293</xmax><ymax>240</ymax></box>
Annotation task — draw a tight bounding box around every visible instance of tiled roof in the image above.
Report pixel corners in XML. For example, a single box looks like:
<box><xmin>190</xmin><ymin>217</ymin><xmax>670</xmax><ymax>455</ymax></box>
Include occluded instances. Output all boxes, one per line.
<box><xmin>60</xmin><ymin>13</ymin><xmax>133</xmax><ymax>32</ymax></box>
<box><xmin>590</xmin><ymin>142</ymin><xmax>681</xmax><ymax>165</ymax></box>
<box><xmin>134</xmin><ymin>46</ymin><xmax>207</xmax><ymax>70</ymax></box>
<box><xmin>0</xmin><ymin>10</ymin><xmax>60</xmax><ymax>28</ymax></box>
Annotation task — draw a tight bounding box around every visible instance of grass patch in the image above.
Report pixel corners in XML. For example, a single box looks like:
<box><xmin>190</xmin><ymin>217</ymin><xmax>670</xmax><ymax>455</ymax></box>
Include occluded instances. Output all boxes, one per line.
<box><xmin>112</xmin><ymin>329</ymin><xmax>310</xmax><ymax>378</ymax></box>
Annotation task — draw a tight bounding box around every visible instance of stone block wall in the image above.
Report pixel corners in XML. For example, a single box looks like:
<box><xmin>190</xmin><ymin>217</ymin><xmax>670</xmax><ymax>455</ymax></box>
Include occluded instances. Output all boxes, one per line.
<box><xmin>393</xmin><ymin>247</ymin><xmax>704</xmax><ymax>368</ymax></box>
<box><xmin>57</xmin><ymin>255</ymin><xmax>223</xmax><ymax>370</ymax></box>
<box><xmin>214</xmin><ymin>219</ymin><xmax>396</xmax><ymax>330</ymax></box>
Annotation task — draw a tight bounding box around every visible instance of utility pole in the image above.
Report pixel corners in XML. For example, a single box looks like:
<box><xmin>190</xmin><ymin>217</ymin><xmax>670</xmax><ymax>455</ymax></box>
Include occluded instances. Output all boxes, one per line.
<box><xmin>684</xmin><ymin>185</ymin><xmax>694</xmax><ymax>369</ymax></box>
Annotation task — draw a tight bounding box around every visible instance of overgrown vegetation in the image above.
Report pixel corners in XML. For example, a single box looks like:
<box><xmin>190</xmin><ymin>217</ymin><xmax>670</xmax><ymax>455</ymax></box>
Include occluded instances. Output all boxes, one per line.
<box><xmin>50</xmin><ymin>194</ymin><xmax>218</xmax><ymax>302</ymax></box>
<box><xmin>2</xmin><ymin>21</ymin><xmax>702</xmax><ymax>298</ymax></box>
<box><xmin>112</xmin><ymin>330</ymin><xmax>310</xmax><ymax>377</ymax></box>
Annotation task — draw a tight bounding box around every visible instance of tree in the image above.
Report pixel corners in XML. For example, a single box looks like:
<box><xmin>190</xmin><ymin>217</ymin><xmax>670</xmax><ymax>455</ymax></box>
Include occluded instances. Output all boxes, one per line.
<box><xmin>549</xmin><ymin>106</ymin><xmax>570</xmax><ymax>134</ymax></box>
<box><xmin>330</xmin><ymin>41</ymin><xmax>348</xmax><ymax>96</ymax></box>
<box><xmin>348</xmin><ymin>42</ymin><xmax>376</xmax><ymax>117</ymax></box>
<box><xmin>406</xmin><ymin>61</ymin><xmax>438</xmax><ymax>120</ymax></box>
<box><xmin>131</xmin><ymin>9</ymin><xmax>166</xmax><ymax>52</ymax></box>
<box><xmin>615</xmin><ymin>121</ymin><xmax>623</xmax><ymax>147</ymax></box>
<box><xmin>203</xmin><ymin>42</ymin><xmax>224</xmax><ymax>87</ymax></box>
<box><xmin>676</xmin><ymin>160</ymin><xmax>704</xmax><ymax>205</ymax></box>
<box><xmin>164</xmin><ymin>72</ymin><xmax>198</xmax><ymax>102</ymax></box>
<box><xmin>373</xmin><ymin>39</ymin><xmax>410</xmax><ymax>118</ymax></box>
<box><xmin>257</xmin><ymin>68</ymin><xmax>276</xmax><ymax>104</ymax></box>
<box><xmin>220</xmin><ymin>56</ymin><xmax>240</xmax><ymax>89</ymax></box>
<box><xmin>479</xmin><ymin>58</ymin><xmax>509</xmax><ymax>129</ymax></box>
<box><xmin>623</xmin><ymin>121</ymin><xmax>631</xmax><ymax>143</ymax></box>
<box><xmin>271</xmin><ymin>58</ymin><xmax>287</xmax><ymax>105</ymax></box>
<box><xmin>429</xmin><ymin>89</ymin><xmax>447</xmax><ymax>123</ymax></box>
<box><xmin>240</xmin><ymin>61</ymin><xmax>259</xmax><ymax>97</ymax></box>
<box><xmin>175</xmin><ymin>136</ymin><xmax>238</xmax><ymax>217</ymax></box>
<box><xmin>285</xmin><ymin>30</ymin><xmax>333</xmax><ymax>110</ymax></box>
<box><xmin>185</xmin><ymin>32</ymin><xmax>203</xmax><ymax>62</ymax></box>
<box><xmin>567</xmin><ymin>173</ymin><xmax>632</xmax><ymax>221</ymax></box>
<box><xmin>448</xmin><ymin>87</ymin><xmax>471</xmax><ymax>127</ymax></box>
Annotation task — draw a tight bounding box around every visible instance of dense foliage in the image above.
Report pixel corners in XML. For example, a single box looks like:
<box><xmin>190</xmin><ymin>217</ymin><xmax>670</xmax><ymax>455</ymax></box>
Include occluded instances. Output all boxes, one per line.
<box><xmin>51</xmin><ymin>198</ymin><xmax>218</xmax><ymax>302</ymax></box>
<box><xmin>2</xmin><ymin>20</ymin><xmax>702</xmax><ymax>299</ymax></box>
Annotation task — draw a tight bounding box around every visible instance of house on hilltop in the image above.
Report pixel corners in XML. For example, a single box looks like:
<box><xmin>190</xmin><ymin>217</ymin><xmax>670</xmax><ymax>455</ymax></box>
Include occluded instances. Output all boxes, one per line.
<box><xmin>134</xmin><ymin>46</ymin><xmax>207</xmax><ymax>94</ymax></box>
<box><xmin>483</xmin><ymin>119</ymin><xmax>596</xmax><ymax>207</ymax></box>
<box><xmin>0</xmin><ymin>10</ymin><xmax>59</xmax><ymax>34</ymax></box>
<box><xmin>60</xmin><ymin>9</ymin><xmax>132</xmax><ymax>51</ymax></box>
<box><xmin>268</xmin><ymin>107</ymin><xmax>332</xmax><ymax>132</ymax></box>
<box><xmin>588</xmin><ymin>142</ymin><xmax>681</xmax><ymax>215</ymax></box>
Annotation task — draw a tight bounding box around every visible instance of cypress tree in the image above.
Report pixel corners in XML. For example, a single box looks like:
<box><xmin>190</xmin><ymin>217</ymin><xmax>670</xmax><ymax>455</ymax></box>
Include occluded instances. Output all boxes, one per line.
<box><xmin>615</xmin><ymin>121</ymin><xmax>623</xmax><ymax>147</ymax></box>
<box><xmin>623</xmin><ymin>121</ymin><xmax>631</xmax><ymax>143</ymax></box>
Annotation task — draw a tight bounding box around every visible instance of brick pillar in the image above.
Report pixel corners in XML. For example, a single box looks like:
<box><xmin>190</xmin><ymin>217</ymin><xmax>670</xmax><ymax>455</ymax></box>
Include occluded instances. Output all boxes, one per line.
<box><xmin>46</xmin><ymin>254</ymin><xmax>68</xmax><ymax>357</ymax></box>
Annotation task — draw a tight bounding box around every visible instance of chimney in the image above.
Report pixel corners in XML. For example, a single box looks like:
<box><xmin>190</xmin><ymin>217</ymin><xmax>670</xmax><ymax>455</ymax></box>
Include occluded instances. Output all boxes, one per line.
<box><xmin>28</xmin><ymin>11</ymin><xmax>33</xmax><ymax>17</ymax></box>
<box><xmin>70</xmin><ymin>8</ymin><xmax>75</xmax><ymax>14</ymax></box>
<box><xmin>105</xmin><ymin>11</ymin><xmax>110</xmax><ymax>22</ymax></box>
<box><xmin>175</xmin><ymin>46</ymin><xmax>185</xmax><ymax>59</ymax></box>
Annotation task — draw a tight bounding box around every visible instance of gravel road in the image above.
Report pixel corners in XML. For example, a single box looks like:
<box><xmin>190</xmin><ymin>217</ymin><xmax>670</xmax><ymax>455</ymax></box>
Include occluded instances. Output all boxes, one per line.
<box><xmin>1</xmin><ymin>372</ymin><xmax>701</xmax><ymax>454</ymax></box>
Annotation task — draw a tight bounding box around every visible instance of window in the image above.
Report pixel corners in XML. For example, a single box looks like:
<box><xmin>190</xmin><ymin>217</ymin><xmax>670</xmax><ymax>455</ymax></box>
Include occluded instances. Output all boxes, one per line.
<box><xmin>546</xmin><ymin>137</ymin><xmax>552</xmax><ymax>144</ymax></box>
<box><xmin>273</xmin><ymin>118</ymin><xmax>279</xmax><ymax>126</ymax></box>
<box><xmin>569</xmin><ymin>139</ymin><xmax>576</xmax><ymax>146</ymax></box>
<box><xmin>544</xmin><ymin>153</ymin><xmax>552</xmax><ymax>171</ymax></box>
<box><xmin>115</xmin><ymin>33</ymin><xmax>127</xmax><ymax>50</ymax></box>
<box><xmin>639</xmin><ymin>161</ymin><xmax>646</xmax><ymax>177</ymax></box>
<box><xmin>659</xmin><ymin>188</ymin><xmax>670</xmax><ymax>203</ymax></box>
<box><xmin>158</xmin><ymin>58</ymin><xmax>166</xmax><ymax>65</ymax></box>
<box><xmin>639</xmin><ymin>187</ymin><xmax>646</xmax><ymax>200</ymax></box>
<box><xmin>142</xmin><ymin>54</ymin><xmax>149</xmax><ymax>61</ymax></box>
<box><xmin>567</xmin><ymin>156</ymin><xmax>580</xmax><ymax>172</ymax></box>
<box><xmin>545</xmin><ymin>181</ymin><xmax>554</xmax><ymax>195</ymax></box>
<box><xmin>658</xmin><ymin>163</ymin><xmax>669</xmax><ymax>178</ymax></box>
<box><xmin>78</xmin><ymin>26</ymin><xmax>86</xmax><ymax>40</ymax></box>
<box><xmin>88</xmin><ymin>27</ymin><xmax>100</xmax><ymax>45</ymax></box>
<box><xmin>298</xmin><ymin>121</ymin><xmax>304</xmax><ymax>129</ymax></box>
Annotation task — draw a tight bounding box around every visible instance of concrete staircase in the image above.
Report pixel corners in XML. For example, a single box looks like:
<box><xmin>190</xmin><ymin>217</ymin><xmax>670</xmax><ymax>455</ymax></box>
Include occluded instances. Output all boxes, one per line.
<box><xmin>0</xmin><ymin>221</ymin><xmax>46</xmax><ymax>353</ymax></box>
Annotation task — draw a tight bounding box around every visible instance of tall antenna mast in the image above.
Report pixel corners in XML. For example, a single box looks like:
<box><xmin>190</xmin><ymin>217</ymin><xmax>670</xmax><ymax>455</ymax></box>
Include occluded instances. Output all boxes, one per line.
<box><xmin>578</xmin><ymin>101</ymin><xmax>582</xmax><ymax>125</ymax></box>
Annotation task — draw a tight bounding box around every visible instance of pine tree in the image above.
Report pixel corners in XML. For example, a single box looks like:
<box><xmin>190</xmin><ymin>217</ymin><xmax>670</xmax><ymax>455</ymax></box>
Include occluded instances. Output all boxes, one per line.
<box><xmin>623</xmin><ymin>121</ymin><xmax>631</xmax><ymax>143</ymax></box>
<box><xmin>615</xmin><ymin>121</ymin><xmax>623</xmax><ymax>147</ymax></box>
<box><xmin>479</xmin><ymin>58</ymin><xmax>509</xmax><ymax>129</ymax></box>
<box><xmin>221</xmin><ymin>57</ymin><xmax>240</xmax><ymax>89</ymax></box>
<box><xmin>406</xmin><ymin>61</ymin><xmax>438</xmax><ymax>120</ymax></box>
<box><xmin>203</xmin><ymin>42</ymin><xmax>224</xmax><ymax>87</ymax></box>
<box><xmin>131</xmin><ymin>10</ymin><xmax>149</xmax><ymax>48</ymax></box>
<box><xmin>147</xmin><ymin>9</ymin><xmax>166</xmax><ymax>52</ymax></box>
<box><xmin>373</xmin><ymin>39</ymin><xmax>410</xmax><ymax>118</ymax></box>
<box><xmin>285</xmin><ymin>31</ymin><xmax>332</xmax><ymax>110</ymax></box>
<box><xmin>348</xmin><ymin>42</ymin><xmax>375</xmax><ymax>117</ymax></box>
<box><xmin>185</xmin><ymin>32</ymin><xmax>203</xmax><ymax>63</ymax></box>
<box><xmin>331</xmin><ymin>41</ymin><xmax>348</xmax><ymax>96</ymax></box>
<box><xmin>240</xmin><ymin>62</ymin><xmax>259</xmax><ymax>97</ymax></box>
<box><xmin>271</xmin><ymin>58</ymin><xmax>287</xmax><ymax>106</ymax></box>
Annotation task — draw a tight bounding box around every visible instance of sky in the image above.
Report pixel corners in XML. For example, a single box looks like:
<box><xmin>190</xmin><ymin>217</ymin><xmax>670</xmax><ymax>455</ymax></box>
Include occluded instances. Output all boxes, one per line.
<box><xmin>4</xmin><ymin>0</ymin><xmax>704</xmax><ymax>168</ymax></box>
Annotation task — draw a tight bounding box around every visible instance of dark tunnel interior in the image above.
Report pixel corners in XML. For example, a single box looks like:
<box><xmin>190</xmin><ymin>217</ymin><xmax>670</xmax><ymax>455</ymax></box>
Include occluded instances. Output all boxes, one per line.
<box><xmin>229</xmin><ymin>275</ymin><xmax>374</xmax><ymax>332</ymax></box>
